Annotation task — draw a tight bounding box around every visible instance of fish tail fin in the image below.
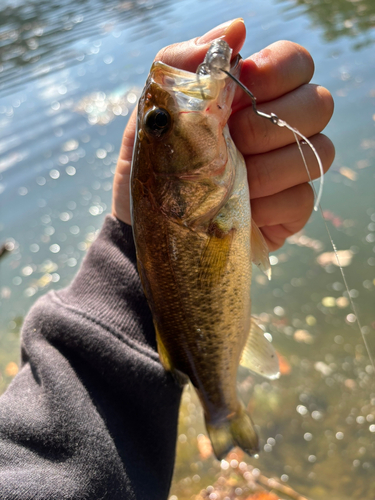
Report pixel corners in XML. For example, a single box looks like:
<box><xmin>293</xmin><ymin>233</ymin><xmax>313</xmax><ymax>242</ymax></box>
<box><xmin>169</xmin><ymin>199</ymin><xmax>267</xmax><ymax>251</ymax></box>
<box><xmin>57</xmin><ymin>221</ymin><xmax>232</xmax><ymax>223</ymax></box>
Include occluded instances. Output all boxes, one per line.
<box><xmin>205</xmin><ymin>404</ymin><xmax>259</xmax><ymax>460</ymax></box>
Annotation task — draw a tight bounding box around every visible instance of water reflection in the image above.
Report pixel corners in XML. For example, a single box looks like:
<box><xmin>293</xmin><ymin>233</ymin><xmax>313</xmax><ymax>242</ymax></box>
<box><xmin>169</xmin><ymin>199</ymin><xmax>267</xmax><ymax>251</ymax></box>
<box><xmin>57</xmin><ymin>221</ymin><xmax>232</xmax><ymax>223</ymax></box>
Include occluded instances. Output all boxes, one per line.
<box><xmin>0</xmin><ymin>0</ymin><xmax>170</xmax><ymax>93</ymax></box>
<box><xmin>280</xmin><ymin>0</ymin><xmax>375</xmax><ymax>48</ymax></box>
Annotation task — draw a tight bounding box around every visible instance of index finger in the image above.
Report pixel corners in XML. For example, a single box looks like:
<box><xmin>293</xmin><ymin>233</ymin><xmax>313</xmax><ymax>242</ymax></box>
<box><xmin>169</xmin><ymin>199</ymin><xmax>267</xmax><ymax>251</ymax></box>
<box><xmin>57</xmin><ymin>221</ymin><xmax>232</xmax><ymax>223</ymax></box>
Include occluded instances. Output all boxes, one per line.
<box><xmin>155</xmin><ymin>18</ymin><xmax>246</xmax><ymax>73</ymax></box>
<box><xmin>232</xmin><ymin>41</ymin><xmax>315</xmax><ymax>113</ymax></box>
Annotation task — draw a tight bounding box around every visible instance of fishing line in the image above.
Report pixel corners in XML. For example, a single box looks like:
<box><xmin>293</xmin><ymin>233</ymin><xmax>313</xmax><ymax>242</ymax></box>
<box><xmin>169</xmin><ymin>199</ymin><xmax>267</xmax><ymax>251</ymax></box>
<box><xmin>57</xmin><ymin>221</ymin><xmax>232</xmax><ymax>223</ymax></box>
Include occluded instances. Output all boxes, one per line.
<box><xmin>294</xmin><ymin>134</ymin><xmax>375</xmax><ymax>371</ymax></box>
<box><xmin>222</xmin><ymin>68</ymin><xmax>375</xmax><ymax>372</ymax></box>
<box><xmin>221</xmin><ymin>69</ymin><xmax>324</xmax><ymax>211</ymax></box>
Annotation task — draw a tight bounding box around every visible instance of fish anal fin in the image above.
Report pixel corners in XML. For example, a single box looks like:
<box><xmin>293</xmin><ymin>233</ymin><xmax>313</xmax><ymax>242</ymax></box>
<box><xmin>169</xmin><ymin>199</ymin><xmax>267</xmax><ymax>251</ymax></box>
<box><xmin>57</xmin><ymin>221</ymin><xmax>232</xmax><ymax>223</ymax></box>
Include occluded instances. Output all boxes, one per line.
<box><xmin>199</xmin><ymin>226</ymin><xmax>234</xmax><ymax>286</ymax></box>
<box><xmin>251</xmin><ymin>219</ymin><xmax>271</xmax><ymax>279</ymax></box>
<box><xmin>206</xmin><ymin>403</ymin><xmax>259</xmax><ymax>460</ymax></box>
<box><xmin>240</xmin><ymin>317</ymin><xmax>280</xmax><ymax>380</ymax></box>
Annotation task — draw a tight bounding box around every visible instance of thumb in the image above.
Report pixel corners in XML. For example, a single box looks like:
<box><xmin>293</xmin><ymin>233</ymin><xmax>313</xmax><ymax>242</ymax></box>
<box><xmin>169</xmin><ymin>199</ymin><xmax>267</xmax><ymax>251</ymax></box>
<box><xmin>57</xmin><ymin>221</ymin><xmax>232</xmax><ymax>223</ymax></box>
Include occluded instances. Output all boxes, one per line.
<box><xmin>155</xmin><ymin>18</ymin><xmax>246</xmax><ymax>73</ymax></box>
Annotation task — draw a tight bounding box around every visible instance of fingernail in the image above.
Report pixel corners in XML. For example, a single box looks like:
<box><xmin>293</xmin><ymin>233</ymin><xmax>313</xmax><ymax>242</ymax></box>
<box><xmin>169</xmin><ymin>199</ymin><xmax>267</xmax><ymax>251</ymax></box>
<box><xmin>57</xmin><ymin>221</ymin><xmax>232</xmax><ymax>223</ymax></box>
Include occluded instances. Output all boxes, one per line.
<box><xmin>197</xmin><ymin>18</ymin><xmax>243</xmax><ymax>45</ymax></box>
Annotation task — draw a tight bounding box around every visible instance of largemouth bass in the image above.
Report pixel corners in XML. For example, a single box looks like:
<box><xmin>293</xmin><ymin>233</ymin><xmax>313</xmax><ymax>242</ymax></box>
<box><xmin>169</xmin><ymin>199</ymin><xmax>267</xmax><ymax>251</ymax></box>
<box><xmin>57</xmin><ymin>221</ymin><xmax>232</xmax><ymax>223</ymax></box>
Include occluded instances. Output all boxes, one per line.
<box><xmin>130</xmin><ymin>40</ymin><xmax>279</xmax><ymax>460</ymax></box>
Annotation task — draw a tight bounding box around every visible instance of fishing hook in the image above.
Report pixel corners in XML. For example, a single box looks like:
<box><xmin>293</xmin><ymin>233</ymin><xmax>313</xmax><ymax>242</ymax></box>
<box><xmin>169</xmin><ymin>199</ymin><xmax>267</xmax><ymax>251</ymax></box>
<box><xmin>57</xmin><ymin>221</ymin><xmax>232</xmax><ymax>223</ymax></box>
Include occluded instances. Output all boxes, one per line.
<box><xmin>221</xmin><ymin>69</ymin><xmax>280</xmax><ymax>125</ymax></box>
<box><xmin>221</xmin><ymin>68</ymin><xmax>324</xmax><ymax>211</ymax></box>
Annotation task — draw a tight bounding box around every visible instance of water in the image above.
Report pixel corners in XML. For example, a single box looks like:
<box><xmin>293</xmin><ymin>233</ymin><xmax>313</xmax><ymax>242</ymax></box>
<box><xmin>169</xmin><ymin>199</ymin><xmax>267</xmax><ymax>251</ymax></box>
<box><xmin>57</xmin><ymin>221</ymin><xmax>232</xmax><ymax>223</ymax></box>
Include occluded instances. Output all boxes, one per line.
<box><xmin>0</xmin><ymin>0</ymin><xmax>374</xmax><ymax>498</ymax></box>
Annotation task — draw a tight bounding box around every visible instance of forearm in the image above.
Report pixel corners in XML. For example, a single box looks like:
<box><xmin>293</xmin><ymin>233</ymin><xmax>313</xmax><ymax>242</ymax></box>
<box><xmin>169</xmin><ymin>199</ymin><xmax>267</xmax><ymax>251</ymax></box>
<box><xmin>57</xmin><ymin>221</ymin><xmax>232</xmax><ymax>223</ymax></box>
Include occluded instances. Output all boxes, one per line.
<box><xmin>0</xmin><ymin>215</ymin><xmax>182</xmax><ymax>500</ymax></box>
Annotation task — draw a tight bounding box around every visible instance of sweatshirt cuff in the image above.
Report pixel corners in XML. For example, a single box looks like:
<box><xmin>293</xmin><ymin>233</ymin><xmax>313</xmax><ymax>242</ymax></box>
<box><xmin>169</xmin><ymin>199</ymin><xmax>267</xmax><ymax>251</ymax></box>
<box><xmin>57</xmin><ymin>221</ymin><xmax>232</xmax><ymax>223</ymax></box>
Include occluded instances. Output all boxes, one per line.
<box><xmin>57</xmin><ymin>215</ymin><xmax>156</xmax><ymax>351</ymax></box>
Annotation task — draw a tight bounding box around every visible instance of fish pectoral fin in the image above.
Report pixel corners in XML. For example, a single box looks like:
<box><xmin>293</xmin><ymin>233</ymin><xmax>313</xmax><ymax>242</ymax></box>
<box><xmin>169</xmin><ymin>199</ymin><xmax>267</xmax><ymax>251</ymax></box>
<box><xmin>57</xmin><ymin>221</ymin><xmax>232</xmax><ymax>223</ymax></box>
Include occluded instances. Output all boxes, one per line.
<box><xmin>155</xmin><ymin>324</ymin><xmax>188</xmax><ymax>387</ymax></box>
<box><xmin>239</xmin><ymin>317</ymin><xmax>280</xmax><ymax>380</ymax></box>
<box><xmin>198</xmin><ymin>227</ymin><xmax>234</xmax><ymax>286</ymax></box>
<box><xmin>206</xmin><ymin>403</ymin><xmax>259</xmax><ymax>460</ymax></box>
<box><xmin>251</xmin><ymin>219</ymin><xmax>271</xmax><ymax>280</ymax></box>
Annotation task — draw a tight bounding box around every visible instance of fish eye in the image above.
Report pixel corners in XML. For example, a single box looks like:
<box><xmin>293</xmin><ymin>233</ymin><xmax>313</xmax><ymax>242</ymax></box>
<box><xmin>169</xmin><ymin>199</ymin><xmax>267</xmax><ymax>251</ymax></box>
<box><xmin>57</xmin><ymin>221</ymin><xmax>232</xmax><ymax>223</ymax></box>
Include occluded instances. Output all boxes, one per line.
<box><xmin>144</xmin><ymin>108</ymin><xmax>171</xmax><ymax>137</ymax></box>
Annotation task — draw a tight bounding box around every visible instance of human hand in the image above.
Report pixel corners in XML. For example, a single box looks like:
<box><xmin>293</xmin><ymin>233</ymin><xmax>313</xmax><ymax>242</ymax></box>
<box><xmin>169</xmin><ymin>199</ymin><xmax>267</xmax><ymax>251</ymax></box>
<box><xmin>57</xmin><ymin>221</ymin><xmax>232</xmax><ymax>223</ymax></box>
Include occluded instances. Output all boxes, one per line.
<box><xmin>112</xmin><ymin>18</ymin><xmax>334</xmax><ymax>251</ymax></box>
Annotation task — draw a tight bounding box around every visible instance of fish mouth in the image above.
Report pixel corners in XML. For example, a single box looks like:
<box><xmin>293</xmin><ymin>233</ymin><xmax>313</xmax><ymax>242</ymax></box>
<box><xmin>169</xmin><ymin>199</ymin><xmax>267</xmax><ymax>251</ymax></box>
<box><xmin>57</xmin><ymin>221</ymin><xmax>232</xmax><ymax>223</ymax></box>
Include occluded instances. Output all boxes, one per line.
<box><xmin>149</xmin><ymin>54</ymin><xmax>242</xmax><ymax>104</ymax></box>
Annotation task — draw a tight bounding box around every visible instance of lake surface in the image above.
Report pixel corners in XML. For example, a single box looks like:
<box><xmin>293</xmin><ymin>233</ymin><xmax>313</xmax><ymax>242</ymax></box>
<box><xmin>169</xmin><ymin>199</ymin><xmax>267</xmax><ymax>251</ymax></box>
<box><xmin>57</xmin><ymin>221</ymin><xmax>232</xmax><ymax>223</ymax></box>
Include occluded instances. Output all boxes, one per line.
<box><xmin>0</xmin><ymin>0</ymin><xmax>374</xmax><ymax>498</ymax></box>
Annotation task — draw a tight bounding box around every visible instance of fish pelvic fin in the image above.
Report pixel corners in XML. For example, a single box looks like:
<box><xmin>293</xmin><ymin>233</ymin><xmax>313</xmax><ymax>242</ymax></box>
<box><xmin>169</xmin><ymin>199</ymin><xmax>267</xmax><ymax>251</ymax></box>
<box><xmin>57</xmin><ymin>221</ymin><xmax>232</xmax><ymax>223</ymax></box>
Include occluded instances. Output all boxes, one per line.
<box><xmin>155</xmin><ymin>323</ymin><xmax>172</xmax><ymax>371</ymax></box>
<box><xmin>251</xmin><ymin>218</ymin><xmax>271</xmax><ymax>280</ymax></box>
<box><xmin>155</xmin><ymin>324</ymin><xmax>188</xmax><ymax>387</ymax></box>
<box><xmin>205</xmin><ymin>404</ymin><xmax>259</xmax><ymax>460</ymax></box>
<box><xmin>240</xmin><ymin>317</ymin><xmax>280</xmax><ymax>380</ymax></box>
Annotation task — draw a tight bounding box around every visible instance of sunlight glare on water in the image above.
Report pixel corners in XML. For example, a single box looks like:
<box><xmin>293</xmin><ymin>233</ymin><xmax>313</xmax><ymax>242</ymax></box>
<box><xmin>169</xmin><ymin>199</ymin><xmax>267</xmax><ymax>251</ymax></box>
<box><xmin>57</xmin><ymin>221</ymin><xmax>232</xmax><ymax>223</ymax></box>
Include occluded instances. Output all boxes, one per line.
<box><xmin>0</xmin><ymin>0</ymin><xmax>374</xmax><ymax>499</ymax></box>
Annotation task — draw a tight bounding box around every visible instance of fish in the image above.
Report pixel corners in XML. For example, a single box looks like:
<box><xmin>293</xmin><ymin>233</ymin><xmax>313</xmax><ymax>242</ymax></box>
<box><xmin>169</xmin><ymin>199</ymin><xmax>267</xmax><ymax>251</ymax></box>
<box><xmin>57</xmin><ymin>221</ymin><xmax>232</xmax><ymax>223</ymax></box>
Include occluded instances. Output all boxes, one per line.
<box><xmin>130</xmin><ymin>40</ymin><xmax>280</xmax><ymax>460</ymax></box>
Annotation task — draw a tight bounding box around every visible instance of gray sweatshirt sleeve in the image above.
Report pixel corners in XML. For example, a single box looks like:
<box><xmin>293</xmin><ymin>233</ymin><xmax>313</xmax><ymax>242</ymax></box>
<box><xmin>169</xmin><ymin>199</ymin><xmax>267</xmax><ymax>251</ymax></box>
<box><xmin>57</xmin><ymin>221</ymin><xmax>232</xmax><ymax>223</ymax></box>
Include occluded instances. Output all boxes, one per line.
<box><xmin>0</xmin><ymin>215</ymin><xmax>182</xmax><ymax>500</ymax></box>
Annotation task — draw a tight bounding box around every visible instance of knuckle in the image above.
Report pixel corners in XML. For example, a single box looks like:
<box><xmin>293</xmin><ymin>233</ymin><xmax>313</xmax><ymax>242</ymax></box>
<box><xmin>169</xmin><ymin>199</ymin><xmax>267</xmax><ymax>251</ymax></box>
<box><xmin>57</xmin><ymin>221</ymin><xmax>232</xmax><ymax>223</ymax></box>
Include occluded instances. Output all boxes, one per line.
<box><xmin>273</xmin><ymin>40</ymin><xmax>315</xmax><ymax>83</ymax></box>
<box><xmin>318</xmin><ymin>134</ymin><xmax>336</xmax><ymax>170</ymax></box>
<box><xmin>295</xmin><ymin>43</ymin><xmax>315</xmax><ymax>81</ymax></box>
<box><xmin>289</xmin><ymin>183</ymin><xmax>315</xmax><ymax>218</ymax></box>
<box><xmin>231</xmin><ymin>109</ymin><xmax>264</xmax><ymax>154</ymax></box>
<box><xmin>246</xmin><ymin>110</ymin><xmax>271</xmax><ymax>153</ymax></box>
<box><xmin>317</xmin><ymin>85</ymin><xmax>334</xmax><ymax>119</ymax></box>
<box><xmin>247</xmin><ymin>156</ymin><xmax>271</xmax><ymax>198</ymax></box>
<box><xmin>155</xmin><ymin>44</ymin><xmax>177</xmax><ymax>64</ymax></box>
<box><xmin>300</xmin><ymin>183</ymin><xmax>314</xmax><ymax>211</ymax></box>
<box><xmin>155</xmin><ymin>45</ymin><xmax>168</xmax><ymax>62</ymax></box>
<box><xmin>245</xmin><ymin>112</ymin><xmax>258</xmax><ymax>146</ymax></box>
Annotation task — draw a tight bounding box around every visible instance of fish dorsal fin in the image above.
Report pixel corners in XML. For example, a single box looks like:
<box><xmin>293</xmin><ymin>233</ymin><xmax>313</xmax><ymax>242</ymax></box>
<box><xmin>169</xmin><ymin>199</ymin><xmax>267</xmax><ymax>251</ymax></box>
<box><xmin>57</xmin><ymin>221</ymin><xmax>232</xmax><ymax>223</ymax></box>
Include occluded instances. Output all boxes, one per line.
<box><xmin>199</xmin><ymin>229</ymin><xmax>233</xmax><ymax>286</ymax></box>
<box><xmin>240</xmin><ymin>317</ymin><xmax>280</xmax><ymax>380</ymax></box>
<box><xmin>251</xmin><ymin>219</ymin><xmax>271</xmax><ymax>280</ymax></box>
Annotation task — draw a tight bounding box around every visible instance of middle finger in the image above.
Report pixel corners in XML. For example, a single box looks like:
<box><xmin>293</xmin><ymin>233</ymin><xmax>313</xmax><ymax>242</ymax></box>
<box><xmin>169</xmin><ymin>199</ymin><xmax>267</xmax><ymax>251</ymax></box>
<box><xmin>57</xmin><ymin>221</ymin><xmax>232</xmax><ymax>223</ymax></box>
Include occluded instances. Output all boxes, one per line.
<box><xmin>229</xmin><ymin>83</ymin><xmax>334</xmax><ymax>156</ymax></box>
